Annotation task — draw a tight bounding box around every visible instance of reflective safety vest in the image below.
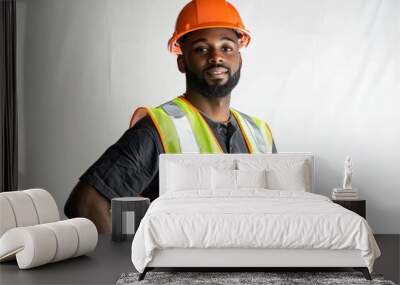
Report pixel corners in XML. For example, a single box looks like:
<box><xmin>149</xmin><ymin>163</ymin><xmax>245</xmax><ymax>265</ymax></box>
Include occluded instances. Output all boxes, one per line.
<box><xmin>129</xmin><ymin>96</ymin><xmax>274</xmax><ymax>154</ymax></box>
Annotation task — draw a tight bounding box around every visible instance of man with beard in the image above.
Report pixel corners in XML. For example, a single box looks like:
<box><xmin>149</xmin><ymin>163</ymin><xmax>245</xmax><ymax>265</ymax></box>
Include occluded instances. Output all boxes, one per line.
<box><xmin>64</xmin><ymin>0</ymin><xmax>277</xmax><ymax>233</ymax></box>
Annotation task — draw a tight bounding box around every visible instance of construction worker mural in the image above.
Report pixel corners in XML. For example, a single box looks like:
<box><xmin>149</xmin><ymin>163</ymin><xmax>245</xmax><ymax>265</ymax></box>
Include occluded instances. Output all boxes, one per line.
<box><xmin>130</xmin><ymin>0</ymin><xmax>276</xmax><ymax>154</ymax></box>
<box><xmin>64</xmin><ymin>0</ymin><xmax>277</xmax><ymax>234</ymax></box>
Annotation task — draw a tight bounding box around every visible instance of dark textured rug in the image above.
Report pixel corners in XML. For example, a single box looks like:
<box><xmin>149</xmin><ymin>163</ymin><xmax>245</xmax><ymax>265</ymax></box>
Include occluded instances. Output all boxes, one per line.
<box><xmin>116</xmin><ymin>271</ymin><xmax>396</xmax><ymax>285</ymax></box>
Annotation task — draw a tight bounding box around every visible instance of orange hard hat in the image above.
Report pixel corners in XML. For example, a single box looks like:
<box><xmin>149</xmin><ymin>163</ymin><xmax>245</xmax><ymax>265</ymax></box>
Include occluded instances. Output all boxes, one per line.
<box><xmin>168</xmin><ymin>0</ymin><xmax>251</xmax><ymax>55</ymax></box>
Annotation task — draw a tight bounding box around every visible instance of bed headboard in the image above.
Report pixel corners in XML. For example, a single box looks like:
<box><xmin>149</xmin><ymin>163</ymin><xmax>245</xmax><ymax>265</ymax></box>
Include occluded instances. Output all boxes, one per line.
<box><xmin>159</xmin><ymin>153</ymin><xmax>315</xmax><ymax>196</ymax></box>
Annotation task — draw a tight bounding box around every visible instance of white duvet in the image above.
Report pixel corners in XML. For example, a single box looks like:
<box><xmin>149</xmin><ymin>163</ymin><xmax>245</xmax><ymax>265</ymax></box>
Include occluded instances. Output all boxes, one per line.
<box><xmin>131</xmin><ymin>190</ymin><xmax>380</xmax><ymax>273</ymax></box>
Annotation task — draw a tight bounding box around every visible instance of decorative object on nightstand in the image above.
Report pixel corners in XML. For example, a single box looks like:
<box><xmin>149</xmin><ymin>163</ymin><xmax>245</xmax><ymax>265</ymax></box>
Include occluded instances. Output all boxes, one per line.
<box><xmin>332</xmin><ymin>156</ymin><xmax>359</xmax><ymax>200</ymax></box>
<box><xmin>111</xmin><ymin>197</ymin><xmax>150</xmax><ymax>242</ymax></box>
<box><xmin>342</xmin><ymin>156</ymin><xmax>353</xmax><ymax>190</ymax></box>
<box><xmin>332</xmin><ymin>199</ymin><xmax>366</xmax><ymax>219</ymax></box>
<box><xmin>332</xmin><ymin>188</ymin><xmax>359</xmax><ymax>200</ymax></box>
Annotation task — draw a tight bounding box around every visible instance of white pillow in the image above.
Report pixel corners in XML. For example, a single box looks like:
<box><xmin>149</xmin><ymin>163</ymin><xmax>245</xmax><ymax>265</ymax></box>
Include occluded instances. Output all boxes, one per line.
<box><xmin>236</xmin><ymin>169</ymin><xmax>268</xmax><ymax>189</ymax></box>
<box><xmin>237</xmin><ymin>159</ymin><xmax>310</xmax><ymax>191</ymax></box>
<box><xmin>167</xmin><ymin>162</ymin><xmax>211</xmax><ymax>192</ymax></box>
<box><xmin>266</xmin><ymin>164</ymin><xmax>306</xmax><ymax>191</ymax></box>
<box><xmin>211</xmin><ymin>168</ymin><xmax>237</xmax><ymax>190</ymax></box>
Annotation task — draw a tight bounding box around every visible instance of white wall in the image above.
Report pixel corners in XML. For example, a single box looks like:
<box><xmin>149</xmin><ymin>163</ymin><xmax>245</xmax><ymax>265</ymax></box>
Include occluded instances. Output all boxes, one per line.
<box><xmin>16</xmin><ymin>0</ymin><xmax>399</xmax><ymax>233</ymax></box>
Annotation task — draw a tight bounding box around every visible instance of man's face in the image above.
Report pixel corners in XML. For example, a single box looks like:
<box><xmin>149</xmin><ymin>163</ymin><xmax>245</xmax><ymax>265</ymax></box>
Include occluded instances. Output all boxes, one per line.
<box><xmin>178</xmin><ymin>28</ymin><xmax>242</xmax><ymax>98</ymax></box>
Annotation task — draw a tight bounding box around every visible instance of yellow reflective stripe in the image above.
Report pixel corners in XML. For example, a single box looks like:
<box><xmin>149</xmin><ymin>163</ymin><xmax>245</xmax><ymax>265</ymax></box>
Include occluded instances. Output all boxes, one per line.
<box><xmin>231</xmin><ymin>109</ymin><xmax>254</xmax><ymax>153</ymax></box>
<box><xmin>252</xmin><ymin>117</ymin><xmax>273</xmax><ymax>153</ymax></box>
<box><xmin>174</xmin><ymin>97</ymin><xmax>223</xmax><ymax>153</ymax></box>
<box><xmin>147</xmin><ymin>107</ymin><xmax>181</xmax><ymax>153</ymax></box>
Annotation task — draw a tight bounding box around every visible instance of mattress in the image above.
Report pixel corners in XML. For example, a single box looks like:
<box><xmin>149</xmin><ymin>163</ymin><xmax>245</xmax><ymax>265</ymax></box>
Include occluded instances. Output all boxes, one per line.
<box><xmin>131</xmin><ymin>190</ymin><xmax>380</xmax><ymax>273</ymax></box>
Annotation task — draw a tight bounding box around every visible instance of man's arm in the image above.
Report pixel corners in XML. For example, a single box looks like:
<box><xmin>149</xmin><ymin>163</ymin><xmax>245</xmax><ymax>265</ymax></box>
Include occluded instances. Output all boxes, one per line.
<box><xmin>64</xmin><ymin>182</ymin><xmax>112</xmax><ymax>234</ymax></box>
<box><xmin>64</xmin><ymin>117</ymin><xmax>162</xmax><ymax>234</ymax></box>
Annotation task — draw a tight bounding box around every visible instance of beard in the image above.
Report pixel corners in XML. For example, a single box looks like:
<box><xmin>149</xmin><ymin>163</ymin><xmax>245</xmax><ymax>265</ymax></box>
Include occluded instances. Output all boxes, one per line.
<box><xmin>185</xmin><ymin>64</ymin><xmax>241</xmax><ymax>99</ymax></box>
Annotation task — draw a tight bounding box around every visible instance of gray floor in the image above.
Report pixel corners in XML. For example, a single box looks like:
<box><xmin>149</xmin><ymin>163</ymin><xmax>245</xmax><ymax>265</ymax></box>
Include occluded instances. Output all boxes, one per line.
<box><xmin>0</xmin><ymin>234</ymin><xmax>398</xmax><ymax>285</ymax></box>
<box><xmin>0</xmin><ymin>235</ymin><xmax>134</xmax><ymax>285</ymax></box>
<box><xmin>374</xmin><ymin>234</ymin><xmax>400</xmax><ymax>284</ymax></box>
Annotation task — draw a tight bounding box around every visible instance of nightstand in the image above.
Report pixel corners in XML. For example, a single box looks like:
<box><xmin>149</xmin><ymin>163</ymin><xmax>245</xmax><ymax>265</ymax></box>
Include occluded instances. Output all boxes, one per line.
<box><xmin>332</xmin><ymin>199</ymin><xmax>366</xmax><ymax>219</ymax></box>
<box><xmin>111</xmin><ymin>197</ymin><xmax>150</xmax><ymax>242</ymax></box>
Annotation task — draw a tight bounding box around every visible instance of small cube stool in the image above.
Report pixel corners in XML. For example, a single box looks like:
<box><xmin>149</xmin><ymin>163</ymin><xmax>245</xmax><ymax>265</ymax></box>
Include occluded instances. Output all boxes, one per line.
<box><xmin>111</xmin><ymin>197</ymin><xmax>150</xmax><ymax>242</ymax></box>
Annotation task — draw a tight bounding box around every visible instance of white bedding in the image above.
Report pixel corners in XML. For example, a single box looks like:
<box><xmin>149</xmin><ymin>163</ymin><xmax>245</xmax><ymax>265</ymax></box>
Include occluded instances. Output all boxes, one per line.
<box><xmin>131</xmin><ymin>190</ymin><xmax>380</xmax><ymax>273</ymax></box>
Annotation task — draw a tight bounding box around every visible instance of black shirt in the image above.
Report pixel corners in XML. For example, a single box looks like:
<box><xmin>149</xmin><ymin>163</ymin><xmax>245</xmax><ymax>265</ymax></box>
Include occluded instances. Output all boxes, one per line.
<box><xmin>80</xmin><ymin>113</ymin><xmax>277</xmax><ymax>201</ymax></box>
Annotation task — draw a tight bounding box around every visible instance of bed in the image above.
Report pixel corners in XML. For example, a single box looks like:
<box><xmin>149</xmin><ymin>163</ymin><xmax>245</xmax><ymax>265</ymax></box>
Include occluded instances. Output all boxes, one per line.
<box><xmin>131</xmin><ymin>153</ymin><xmax>381</xmax><ymax>280</ymax></box>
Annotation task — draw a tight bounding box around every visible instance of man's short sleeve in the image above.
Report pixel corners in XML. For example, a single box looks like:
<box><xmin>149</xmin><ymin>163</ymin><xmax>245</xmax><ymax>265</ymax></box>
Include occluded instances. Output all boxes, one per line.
<box><xmin>272</xmin><ymin>140</ymin><xmax>277</xmax><ymax>153</ymax></box>
<box><xmin>79</xmin><ymin>117</ymin><xmax>162</xmax><ymax>200</ymax></box>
